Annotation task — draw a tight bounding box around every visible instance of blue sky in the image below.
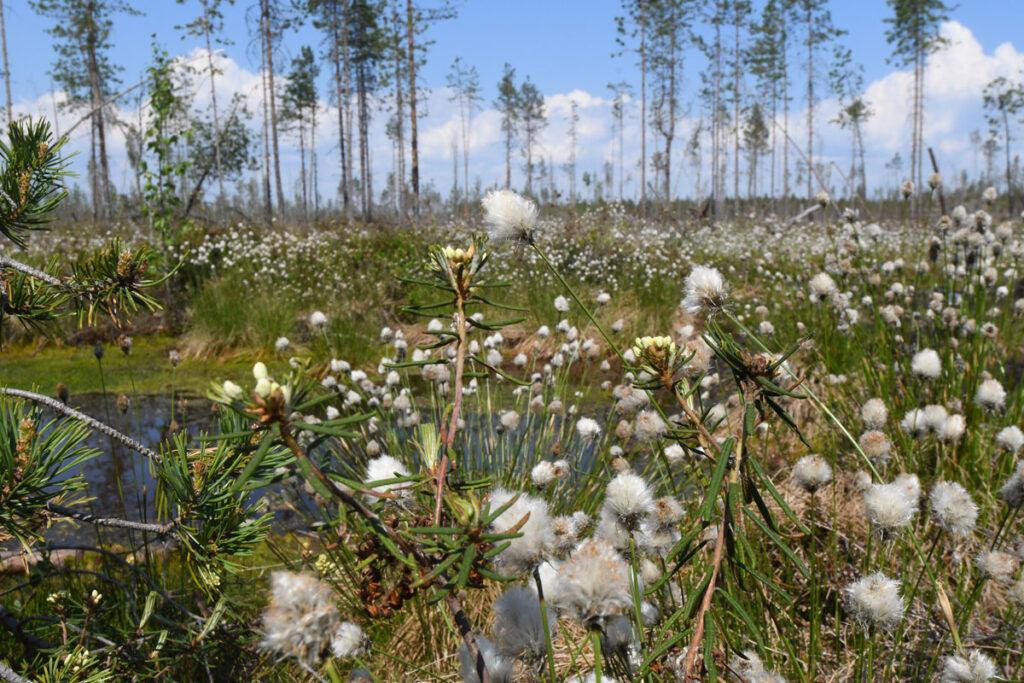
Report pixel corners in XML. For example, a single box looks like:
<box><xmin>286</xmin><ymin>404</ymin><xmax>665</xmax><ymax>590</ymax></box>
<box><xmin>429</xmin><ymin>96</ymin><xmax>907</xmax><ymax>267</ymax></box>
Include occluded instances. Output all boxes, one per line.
<box><xmin>5</xmin><ymin>1</ymin><xmax>1024</xmax><ymax>202</ymax></box>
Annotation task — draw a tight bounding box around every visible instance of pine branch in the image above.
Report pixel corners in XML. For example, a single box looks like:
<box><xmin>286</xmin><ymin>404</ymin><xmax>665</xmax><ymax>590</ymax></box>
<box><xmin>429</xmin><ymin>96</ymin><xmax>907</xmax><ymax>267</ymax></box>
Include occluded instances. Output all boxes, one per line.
<box><xmin>0</xmin><ymin>388</ymin><xmax>162</xmax><ymax>462</ymax></box>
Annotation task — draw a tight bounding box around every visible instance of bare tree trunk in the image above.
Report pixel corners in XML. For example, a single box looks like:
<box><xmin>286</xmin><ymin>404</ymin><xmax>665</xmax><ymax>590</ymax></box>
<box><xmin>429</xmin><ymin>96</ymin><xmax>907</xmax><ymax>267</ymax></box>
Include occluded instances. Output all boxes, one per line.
<box><xmin>713</xmin><ymin>10</ymin><xmax>722</xmax><ymax>215</ymax></box>
<box><xmin>805</xmin><ymin>4</ymin><xmax>813</xmax><ymax>200</ymax></box>
<box><xmin>769</xmin><ymin>78</ymin><xmax>777</xmax><ymax>205</ymax></box>
<box><xmin>86</xmin><ymin>1</ymin><xmax>111</xmax><ymax>221</ymax></box>
<box><xmin>202</xmin><ymin>0</ymin><xmax>226</xmax><ymax>213</ymax></box>
<box><xmin>640</xmin><ymin>1</ymin><xmax>647</xmax><ymax>215</ymax></box>
<box><xmin>394</xmin><ymin>23</ymin><xmax>406</xmax><ymax>220</ymax></box>
<box><xmin>343</xmin><ymin>4</ymin><xmax>354</xmax><ymax>221</ymax></box>
<box><xmin>1004</xmin><ymin>108</ymin><xmax>1014</xmax><ymax>213</ymax></box>
<box><xmin>406</xmin><ymin>0</ymin><xmax>420</xmax><ymax>217</ymax></box>
<box><xmin>733</xmin><ymin>11</ymin><xmax>740</xmax><ymax>213</ymax></box>
<box><xmin>330</xmin><ymin>5</ymin><xmax>349</xmax><ymax>214</ymax></box>
<box><xmin>618</xmin><ymin>108</ymin><xmax>624</xmax><ymax>201</ymax></box>
<box><xmin>311</xmin><ymin>100</ymin><xmax>318</xmax><ymax>218</ymax></box>
<box><xmin>263</xmin><ymin>0</ymin><xmax>285</xmax><ymax>215</ymax></box>
<box><xmin>260</xmin><ymin>25</ymin><xmax>272</xmax><ymax>221</ymax></box>
<box><xmin>300</xmin><ymin>116</ymin><xmax>308</xmax><ymax>222</ymax></box>
<box><xmin>504</xmin><ymin>123</ymin><xmax>511</xmax><ymax>189</ymax></box>
<box><xmin>0</xmin><ymin>0</ymin><xmax>11</xmax><ymax>124</ymax></box>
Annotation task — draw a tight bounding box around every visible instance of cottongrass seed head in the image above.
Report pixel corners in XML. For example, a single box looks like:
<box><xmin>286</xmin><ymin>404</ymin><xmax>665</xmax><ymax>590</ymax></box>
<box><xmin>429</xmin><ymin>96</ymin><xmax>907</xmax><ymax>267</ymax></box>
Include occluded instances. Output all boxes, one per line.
<box><xmin>489</xmin><ymin>488</ymin><xmax>553</xmax><ymax>575</ymax></box>
<box><xmin>552</xmin><ymin>538</ymin><xmax>633</xmax><ymax>627</ymax></box>
<box><xmin>911</xmin><ymin>348</ymin><xmax>942</xmax><ymax>380</ymax></box>
<box><xmin>576</xmin><ymin>416</ymin><xmax>602</xmax><ymax>441</ymax></box>
<box><xmin>975</xmin><ymin>378</ymin><xmax>1007</xmax><ymax>411</ymax></box>
<box><xmin>793</xmin><ymin>454</ymin><xmax>832</xmax><ymax>494</ymax></box>
<box><xmin>482</xmin><ymin>189</ymin><xmax>538</xmax><ymax>245</ymax></box>
<box><xmin>861</xmin><ymin>398</ymin><xmax>889</xmax><ymax>430</ymax></box>
<box><xmin>330</xmin><ymin>622</ymin><xmax>368</xmax><ymax>659</ymax></box>
<box><xmin>261</xmin><ymin>571</ymin><xmax>339</xmax><ymax>665</ymax></box>
<box><xmin>633</xmin><ymin>409</ymin><xmax>669</xmax><ymax>442</ymax></box>
<box><xmin>844</xmin><ymin>572</ymin><xmax>904</xmax><ymax>631</ymax></box>
<box><xmin>996</xmin><ymin>425</ymin><xmax>1024</xmax><ymax>453</ymax></box>
<box><xmin>941</xmin><ymin>649</ymin><xmax>999</xmax><ymax>682</ymax></box>
<box><xmin>728</xmin><ymin>650</ymin><xmax>787</xmax><ymax>683</ymax></box>
<box><xmin>975</xmin><ymin>550</ymin><xmax>1019</xmax><ymax>583</ymax></box>
<box><xmin>492</xmin><ymin>586</ymin><xmax>554</xmax><ymax>664</ymax></box>
<box><xmin>363</xmin><ymin>455</ymin><xmax>411</xmax><ymax>504</ymax></box>
<box><xmin>929</xmin><ymin>481</ymin><xmax>978</xmax><ymax>537</ymax></box>
<box><xmin>458</xmin><ymin>635</ymin><xmax>514</xmax><ymax>683</ymax></box>
<box><xmin>863</xmin><ymin>480</ymin><xmax>918</xmax><ymax>534</ymax></box>
<box><xmin>1000</xmin><ymin>460</ymin><xmax>1024</xmax><ymax>507</ymax></box>
<box><xmin>603</xmin><ymin>471</ymin><xmax>656</xmax><ymax>530</ymax></box>
<box><xmin>681</xmin><ymin>265</ymin><xmax>728</xmax><ymax>315</ymax></box>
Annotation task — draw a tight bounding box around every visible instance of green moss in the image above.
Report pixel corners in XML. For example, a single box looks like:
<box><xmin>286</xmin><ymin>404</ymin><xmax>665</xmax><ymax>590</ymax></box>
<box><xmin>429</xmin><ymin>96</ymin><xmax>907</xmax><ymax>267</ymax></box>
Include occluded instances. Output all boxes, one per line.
<box><xmin>1</xmin><ymin>335</ymin><xmax>254</xmax><ymax>396</ymax></box>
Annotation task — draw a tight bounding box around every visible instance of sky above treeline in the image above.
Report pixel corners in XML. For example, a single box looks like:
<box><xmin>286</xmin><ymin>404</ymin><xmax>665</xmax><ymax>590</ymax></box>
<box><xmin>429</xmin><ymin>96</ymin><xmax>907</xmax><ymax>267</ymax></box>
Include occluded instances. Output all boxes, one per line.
<box><xmin>5</xmin><ymin>0</ymin><xmax>1024</xmax><ymax>204</ymax></box>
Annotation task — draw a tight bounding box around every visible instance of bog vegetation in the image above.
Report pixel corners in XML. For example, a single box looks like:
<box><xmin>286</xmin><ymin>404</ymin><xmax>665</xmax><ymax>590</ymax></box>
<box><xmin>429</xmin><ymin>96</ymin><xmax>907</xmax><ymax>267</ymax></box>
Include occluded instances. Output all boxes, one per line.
<box><xmin>1</xmin><ymin>113</ymin><xmax>1024</xmax><ymax>683</ymax></box>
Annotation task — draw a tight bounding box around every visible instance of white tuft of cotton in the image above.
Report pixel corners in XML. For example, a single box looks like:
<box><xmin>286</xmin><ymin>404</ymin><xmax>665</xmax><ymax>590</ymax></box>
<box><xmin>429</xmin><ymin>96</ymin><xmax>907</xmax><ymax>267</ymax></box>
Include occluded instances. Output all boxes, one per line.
<box><xmin>492</xmin><ymin>586</ymin><xmax>554</xmax><ymax>664</ymax></box>
<box><xmin>863</xmin><ymin>481</ymin><xmax>918</xmax><ymax>533</ymax></box>
<box><xmin>482</xmin><ymin>190</ymin><xmax>539</xmax><ymax>244</ymax></box>
<box><xmin>680</xmin><ymin>266</ymin><xmax>728</xmax><ymax>315</ymax></box>
<box><xmin>458</xmin><ymin>636</ymin><xmax>514</xmax><ymax>683</ymax></box>
<box><xmin>929</xmin><ymin>481</ymin><xmax>978</xmax><ymax>537</ymax></box>
<box><xmin>941</xmin><ymin>650</ymin><xmax>998</xmax><ymax>683</ymax></box>
<box><xmin>489</xmin><ymin>488</ymin><xmax>553</xmax><ymax>575</ymax></box>
<box><xmin>363</xmin><ymin>455</ymin><xmax>411</xmax><ymax>504</ymax></box>
<box><xmin>911</xmin><ymin>348</ymin><xmax>942</xmax><ymax>379</ymax></box>
<box><xmin>793</xmin><ymin>454</ymin><xmax>832</xmax><ymax>494</ymax></box>
<box><xmin>975</xmin><ymin>378</ymin><xmax>1007</xmax><ymax>411</ymax></box>
<box><xmin>844</xmin><ymin>572</ymin><xmax>904</xmax><ymax>631</ymax></box>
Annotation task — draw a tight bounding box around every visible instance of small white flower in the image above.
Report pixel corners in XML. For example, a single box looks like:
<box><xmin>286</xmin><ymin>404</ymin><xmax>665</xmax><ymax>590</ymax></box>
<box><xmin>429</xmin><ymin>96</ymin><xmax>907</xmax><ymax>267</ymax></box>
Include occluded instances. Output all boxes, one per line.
<box><xmin>275</xmin><ymin>337</ymin><xmax>291</xmax><ymax>352</ymax></box>
<box><xmin>633</xmin><ymin>410</ymin><xmax>668</xmax><ymax>442</ymax></box>
<box><xmin>603</xmin><ymin>471</ymin><xmax>655</xmax><ymax>529</ymax></box>
<box><xmin>552</xmin><ymin>538</ymin><xmax>632</xmax><ymax>627</ymax></box>
<box><xmin>459</xmin><ymin>636</ymin><xmax>514</xmax><ymax>683</ymax></box>
<box><xmin>554</xmin><ymin>295</ymin><xmax>570</xmax><ymax>312</ymax></box>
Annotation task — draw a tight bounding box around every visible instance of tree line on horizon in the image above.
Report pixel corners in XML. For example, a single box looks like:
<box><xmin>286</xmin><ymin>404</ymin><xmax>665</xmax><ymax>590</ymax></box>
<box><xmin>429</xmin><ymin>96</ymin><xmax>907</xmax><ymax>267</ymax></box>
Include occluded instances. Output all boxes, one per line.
<box><xmin>2</xmin><ymin>0</ymin><xmax>1022</xmax><ymax>227</ymax></box>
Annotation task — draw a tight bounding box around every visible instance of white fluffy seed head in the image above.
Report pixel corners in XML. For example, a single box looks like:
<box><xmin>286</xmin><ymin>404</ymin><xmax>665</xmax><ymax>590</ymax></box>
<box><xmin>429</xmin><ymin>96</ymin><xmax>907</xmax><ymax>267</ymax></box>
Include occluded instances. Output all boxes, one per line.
<box><xmin>680</xmin><ymin>266</ymin><xmax>728</xmax><ymax>315</ymax></box>
<box><xmin>938</xmin><ymin>414</ymin><xmax>966</xmax><ymax>443</ymax></box>
<box><xmin>975</xmin><ymin>550</ymin><xmax>1019</xmax><ymax>583</ymax></box>
<box><xmin>1000</xmin><ymin>461</ymin><xmax>1024</xmax><ymax>507</ymax></box>
<box><xmin>603</xmin><ymin>472</ymin><xmax>655</xmax><ymax>530</ymax></box>
<box><xmin>911</xmin><ymin>348</ymin><xmax>942</xmax><ymax>379</ymax></box>
<box><xmin>482</xmin><ymin>190</ymin><xmax>539</xmax><ymax>244</ymax></box>
<box><xmin>941</xmin><ymin>649</ymin><xmax>998</xmax><ymax>683</ymax></box>
<box><xmin>492</xmin><ymin>586</ymin><xmax>553</xmax><ymax>664</ymax></box>
<box><xmin>844</xmin><ymin>572</ymin><xmax>904</xmax><ymax>631</ymax></box>
<box><xmin>260</xmin><ymin>571</ymin><xmax>338</xmax><ymax>665</ymax></box>
<box><xmin>996</xmin><ymin>426</ymin><xmax>1024</xmax><ymax>453</ymax></box>
<box><xmin>552</xmin><ymin>538</ymin><xmax>633</xmax><ymax>627</ymax></box>
<box><xmin>576</xmin><ymin>416</ymin><xmax>602</xmax><ymax>441</ymax></box>
<box><xmin>929</xmin><ymin>481</ymin><xmax>978</xmax><ymax>537</ymax></box>
<box><xmin>459</xmin><ymin>635</ymin><xmax>514</xmax><ymax>683</ymax></box>
<box><xmin>634</xmin><ymin>409</ymin><xmax>669</xmax><ymax>442</ymax></box>
<box><xmin>489</xmin><ymin>488</ymin><xmax>553</xmax><ymax>576</ymax></box>
<box><xmin>975</xmin><ymin>378</ymin><xmax>1007</xmax><ymax>411</ymax></box>
<box><xmin>863</xmin><ymin>481</ymin><xmax>918</xmax><ymax>533</ymax></box>
<box><xmin>858</xmin><ymin>431</ymin><xmax>892</xmax><ymax>466</ymax></box>
<box><xmin>809</xmin><ymin>272</ymin><xmax>838</xmax><ymax>300</ymax></box>
<box><xmin>793</xmin><ymin>454</ymin><xmax>833</xmax><ymax>494</ymax></box>
<box><xmin>363</xmin><ymin>455</ymin><xmax>411</xmax><ymax>503</ymax></box>
<box><xmin>330</xmin><ymin>622</ymin><xmax>368</xmax><ymax>659</ymax></box>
